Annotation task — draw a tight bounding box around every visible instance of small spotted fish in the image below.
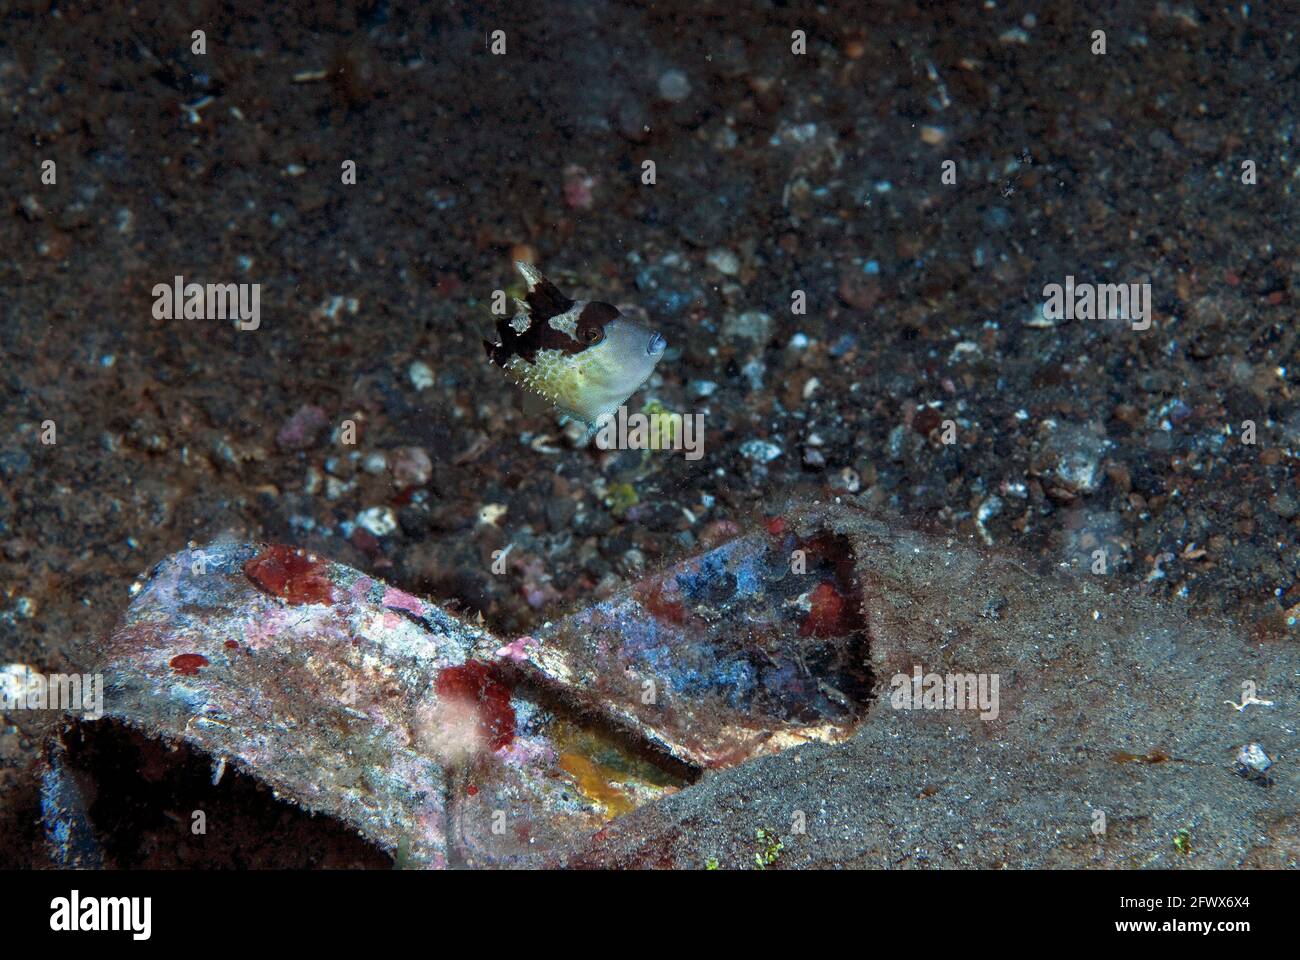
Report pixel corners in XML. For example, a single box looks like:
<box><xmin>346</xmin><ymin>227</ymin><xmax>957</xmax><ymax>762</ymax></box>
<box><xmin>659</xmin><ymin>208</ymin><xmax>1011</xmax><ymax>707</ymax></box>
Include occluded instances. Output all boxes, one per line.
<box><xmin>484</xmin><ymin>262</ymin><xmax>667</xmax><ymax>429</ymax></box>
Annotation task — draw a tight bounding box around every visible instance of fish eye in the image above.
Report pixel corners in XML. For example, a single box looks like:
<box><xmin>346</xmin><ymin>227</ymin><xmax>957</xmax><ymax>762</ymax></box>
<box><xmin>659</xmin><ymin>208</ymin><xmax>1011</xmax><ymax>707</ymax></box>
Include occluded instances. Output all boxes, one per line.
<box><xmin>582</xmin><ymin>326</ymin><xmax>604</xmax><ymax>345</ymax></box>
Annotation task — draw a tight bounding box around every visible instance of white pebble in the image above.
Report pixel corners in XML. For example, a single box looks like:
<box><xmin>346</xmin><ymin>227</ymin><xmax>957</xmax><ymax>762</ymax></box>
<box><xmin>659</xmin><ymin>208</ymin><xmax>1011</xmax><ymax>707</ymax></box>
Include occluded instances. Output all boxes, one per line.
<box><xmin>740</xmin><ymin>439</ymin><xmax>783</xmax><ymax>463</ymax></box>
<box><xmin>706</xmin><ymin>249</ymin><xmax>741</xmax><ymax>276</ymax></box>
<box><xmin>356</xmin><ymin>506</ymin><xmax>397</xmax><ymax>537</ymax></box>
<box><xmin>1236</xmin><ymin>743</ymin><xmax>1272</xmax><ymax>774</ymax></box>
<box><xmin>408</xmin><ymin>360</ymin><xmax>435</xmax><ymax>391</ymax></box>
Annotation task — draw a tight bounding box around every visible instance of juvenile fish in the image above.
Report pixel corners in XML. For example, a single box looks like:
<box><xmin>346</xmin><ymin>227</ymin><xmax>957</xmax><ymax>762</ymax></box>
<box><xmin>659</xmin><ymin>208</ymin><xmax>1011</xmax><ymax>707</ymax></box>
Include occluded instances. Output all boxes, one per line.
<box><xmin>483</xmin><ymin>263</ymin><xmax>667</xmax><ymax>428</ymax></box>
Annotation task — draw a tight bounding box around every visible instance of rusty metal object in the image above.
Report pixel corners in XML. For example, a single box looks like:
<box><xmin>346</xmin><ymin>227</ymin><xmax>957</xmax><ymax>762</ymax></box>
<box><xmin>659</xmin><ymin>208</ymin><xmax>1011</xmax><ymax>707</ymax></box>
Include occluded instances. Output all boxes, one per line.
<box><xmin>513</xmin><ymin>522</ymin><xmax>871</xmax><ymax>768</ymax></box>
<box><xmin>44</xmin><ymin>503</ymin><xmax>1300</xmax><ymax>868</ymax></box>
<box><xmin>79</xmin><ymin>541</ymin><xmax>685</xmax><ymax>867</ymax></box>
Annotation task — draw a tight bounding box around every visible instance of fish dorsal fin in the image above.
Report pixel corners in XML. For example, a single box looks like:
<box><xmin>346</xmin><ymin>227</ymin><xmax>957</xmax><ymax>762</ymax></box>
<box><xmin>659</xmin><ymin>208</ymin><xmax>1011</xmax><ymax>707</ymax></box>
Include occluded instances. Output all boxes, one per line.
<box><xmin>515</xmin><ymin>261</ymin><xmax>574</xmax><ymax>321</ymax></box>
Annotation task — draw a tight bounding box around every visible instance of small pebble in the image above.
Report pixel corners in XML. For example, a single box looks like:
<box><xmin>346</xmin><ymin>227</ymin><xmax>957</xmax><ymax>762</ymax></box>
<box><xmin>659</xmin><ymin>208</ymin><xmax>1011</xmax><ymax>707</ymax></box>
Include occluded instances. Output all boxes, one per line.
<box><xmin>658</xmin><ymin>69</ymin><xmax>691</xmax><ymax>102</ymax></box>
<box><xmin>276</xmin><ymin>404</ymin><xmax>329</xmax><ymax>450</ymax></box>
<box><xmin>1236</xmin><ymin>743</ymin><xmax>1272</xmax><ymax>780</ymax></box>
<box><xmin>408</xmin><ymin>361</ymin><xmax>435</xmax><ymax>391</ymax></box>
<box><xmin>802</xmin><ymin>447</ymin><xmax>826</xmax><ymax>468</ymax></box>
<box><xmin>706</xmin><ymin>249</ymin><xmax>741</xmax><ymax>276</ymax></box>
<box><xmin>325</xmin><ymin>476</ymin><xmax>354</xmax><ymax>501</ymax></box>
<box><xmin>722</xmin><ymin>310</ymin><xmax>772</xmax><ymax>345</ymax></box>
<box><xmin>356</xmin><ymin>506</ymin><xmax>398</xmax><ymax>537</ymax></box>
<box><xmin>740</xmin><ymin>439</ymin><xmax>783</xmax><ymax>463</ymax></box>
<box><xmin>389</xmin><ymin>446</ymin><xmax>433</xmax><ymax>487</ymax></box>
<box><xmin>562</xmin><ymin>165</ymin><xmax>597</xmax><ymax>210</ymax></box>
<box><xmin>832</xmin><ymin>467</ymin><xmax>861</xmax><ymax>493</ymax></box>
<box><xmin>829</xmin><ymin>333</ymin><xmax>858</xmax><ymax>357</ymax></box>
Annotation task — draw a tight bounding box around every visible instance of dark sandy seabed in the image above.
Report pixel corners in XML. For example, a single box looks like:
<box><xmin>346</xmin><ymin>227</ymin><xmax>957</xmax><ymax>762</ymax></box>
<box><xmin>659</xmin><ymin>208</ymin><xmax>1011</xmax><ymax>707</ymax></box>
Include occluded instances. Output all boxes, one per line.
<box><xmin>1</xmin><ymin>0</ymin><xmax>1298</xmax><ymax>868</ymax></box>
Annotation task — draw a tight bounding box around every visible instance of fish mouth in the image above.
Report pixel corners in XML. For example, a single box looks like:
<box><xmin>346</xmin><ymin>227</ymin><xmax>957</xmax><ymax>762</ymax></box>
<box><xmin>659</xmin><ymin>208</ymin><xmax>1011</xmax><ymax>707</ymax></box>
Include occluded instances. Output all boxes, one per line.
<box><xmin>647</xmin><ymin>332</ymin><xmax>667</xmax><ymax>355</ymax></box>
